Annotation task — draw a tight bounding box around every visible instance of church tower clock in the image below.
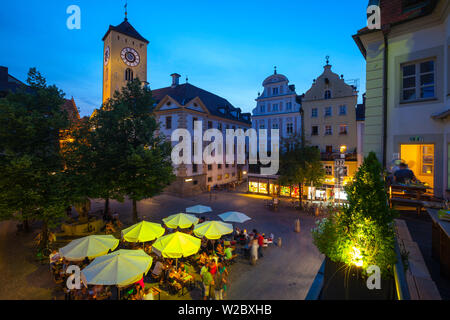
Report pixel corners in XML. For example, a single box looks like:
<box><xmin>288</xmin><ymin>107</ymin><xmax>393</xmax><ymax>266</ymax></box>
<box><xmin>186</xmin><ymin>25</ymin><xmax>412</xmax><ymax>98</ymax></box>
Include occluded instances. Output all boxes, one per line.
<box><xmin>102</xmin><ymin>17</ymin><xmax>149</xmax><ymax>104</ymax></box>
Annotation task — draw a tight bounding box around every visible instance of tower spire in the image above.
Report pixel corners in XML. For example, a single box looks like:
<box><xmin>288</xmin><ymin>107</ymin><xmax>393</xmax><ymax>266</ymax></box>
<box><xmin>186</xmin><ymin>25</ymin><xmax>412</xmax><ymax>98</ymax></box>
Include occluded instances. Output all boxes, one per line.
<box><xmin>124</xmin><ymin>0</ymin><xmax>128</xmax><ymax>21</ymax></box>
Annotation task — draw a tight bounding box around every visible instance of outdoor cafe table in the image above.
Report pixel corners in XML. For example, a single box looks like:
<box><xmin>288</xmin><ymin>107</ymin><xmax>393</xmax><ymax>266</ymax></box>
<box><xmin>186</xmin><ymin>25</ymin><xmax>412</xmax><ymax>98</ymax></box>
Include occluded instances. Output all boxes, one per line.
<box><xmin>180</xmin><ymin>274</ymin><xmax>194</xmax><ymax>296</ymax></box>
<box><xmin>390</xmin><ymin>184</ymin><xmax>430</xmax><ymax>214</ymax></box>
<box><xmin>427</xmin><ymin>209</ymin><xmax>450</xmax><ymax>279</ymax></box>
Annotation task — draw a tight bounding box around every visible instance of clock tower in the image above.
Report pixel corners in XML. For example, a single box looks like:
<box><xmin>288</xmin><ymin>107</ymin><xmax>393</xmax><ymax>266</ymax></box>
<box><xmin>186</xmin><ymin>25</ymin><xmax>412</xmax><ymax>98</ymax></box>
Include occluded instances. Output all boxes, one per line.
<box><xmin>102</xmin><ymin>17</ymin><xmax>148</xmax><ymax>104</ymax></box>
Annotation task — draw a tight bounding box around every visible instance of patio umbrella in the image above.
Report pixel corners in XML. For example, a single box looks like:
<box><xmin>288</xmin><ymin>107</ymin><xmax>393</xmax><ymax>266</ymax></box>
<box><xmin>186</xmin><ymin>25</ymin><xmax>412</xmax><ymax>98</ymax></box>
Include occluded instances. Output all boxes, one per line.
<box><xmin>59</xmin><ymin>235</ymin><xmax>119</xmax><ymax>262</ymax></box>
<box><xmin>186</xmin><ymin>205</ymin><xmax>212</xmax><ymax>214</ymax></box>
<box><xmin>194</xmin><ymin>221</ymin><xmax>233</xmax><ymax>240</ymax></box>
<box><xmin>81</xmin><ymin>249</ymin><xmax>153</xmax><ymax>287</ymax></box>
<box><xmin>121</xmin><ymin>221</ymin><xmax>165</xmax><ymax>243</ymax></box>
<box><xmin>162</xmin><ymin>213</ymin><xmax>199</xmax><ymax>229</ymax></box>
<box><xmin>219</xmin><ymin>211</ymin><xmax>251</xmax><ymax>223</ymax></box>
<box><xmin>152</xmin><ymin>232</ymin><xmax>201</xmax><ymax>259</ymax></box>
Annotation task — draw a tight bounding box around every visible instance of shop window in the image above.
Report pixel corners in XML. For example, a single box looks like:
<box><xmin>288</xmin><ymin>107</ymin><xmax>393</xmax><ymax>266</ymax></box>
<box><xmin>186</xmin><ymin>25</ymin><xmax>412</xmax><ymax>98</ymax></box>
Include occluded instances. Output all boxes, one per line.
<box><xmin>291</xmin><ymin>187</ymin><xmax>300</xmax><ymax>198</ymax></box>
<box><xmin>280</xmin><ymin>186</ymin><xmax>291</xmax><ymax>197</ymax></box>
<box><xmin>259</xmin><ymin>183</ymin><xmax>268</xmax><ymax>194</ymax></box>
<box><xmin>249</xmin><ymin>182</ymin><xmax>258</xmax><ymax>193</ymax></box>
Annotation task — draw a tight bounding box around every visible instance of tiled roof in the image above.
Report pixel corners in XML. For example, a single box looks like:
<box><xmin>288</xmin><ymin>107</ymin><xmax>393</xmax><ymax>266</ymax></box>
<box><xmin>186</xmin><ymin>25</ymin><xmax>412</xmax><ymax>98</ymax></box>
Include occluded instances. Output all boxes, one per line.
<box><xmin>152</xmin><ymin>83</ymin><xmax>251</xmax><ymax>125</ymax></box>
<box><xmin>102</xmin><ymin>19</ymin><xmax>149</xmax><ymax>43</ymax></box>
<box><xmin>62</xmin><ymin>98</ymin><xmax>81</xmax><ymax>121</ymax></box>
<box><xmin>357</xmin><ymin>0</ymin><xmax>439</xmax><ymax>35</ymax></box>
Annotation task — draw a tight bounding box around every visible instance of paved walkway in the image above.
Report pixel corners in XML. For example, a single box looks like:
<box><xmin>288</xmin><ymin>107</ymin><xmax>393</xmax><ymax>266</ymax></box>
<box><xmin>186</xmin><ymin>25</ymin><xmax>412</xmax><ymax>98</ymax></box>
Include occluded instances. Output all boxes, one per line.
<box><xmin>90</xmin><ymin>189</ymin><xmax>324</xmax><ymax>300</ymax></box>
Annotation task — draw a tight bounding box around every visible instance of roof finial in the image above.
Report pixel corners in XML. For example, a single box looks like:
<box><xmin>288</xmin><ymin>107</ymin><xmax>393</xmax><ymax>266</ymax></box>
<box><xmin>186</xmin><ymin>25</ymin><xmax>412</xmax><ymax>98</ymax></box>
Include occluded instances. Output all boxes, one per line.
<box><xmin>186</xmin><ymin>76</ymin><xmax>189</xmax><ymax>83</ymax></box>
<box><xmin>124</xmin><ymin>0</ymin><xmax>128</xmax><ymax>21</ymax></box>
<box><xmin>325</xmin><ymin>55</ymin><xmax>330</xmax><ymax>66</ymax></box>
<box><xmin>274</xmin><ymin>66</ymin><xmax>277</xmax><ymax>75</ymax></box>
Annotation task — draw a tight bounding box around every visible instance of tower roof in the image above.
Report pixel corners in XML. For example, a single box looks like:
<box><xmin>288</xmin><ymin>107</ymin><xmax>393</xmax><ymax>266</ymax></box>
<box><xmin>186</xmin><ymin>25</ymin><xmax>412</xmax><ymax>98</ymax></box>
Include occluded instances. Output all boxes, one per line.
<box><xmin>102</xmin><ymin>19</ymin><xmax>149</xmax><ymax>44</ymax></box>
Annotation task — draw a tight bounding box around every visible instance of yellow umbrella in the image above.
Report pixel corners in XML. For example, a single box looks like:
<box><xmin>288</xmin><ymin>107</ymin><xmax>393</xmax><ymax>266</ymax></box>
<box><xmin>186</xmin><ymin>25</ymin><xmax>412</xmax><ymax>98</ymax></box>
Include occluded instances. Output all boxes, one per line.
<box><xmin>59</xmin><ymin>235</ymin><xmax>119</xmax><ymax>262</ymax></box>
<box><xmin>81</xmin><ymin>249</ymin><xmax>153</xmax><ymax>287</ymax></box>
<box><xmin>152</xmin><ymin>232</ymin><xmax>201</xmax><ymax>259</ymax></box>
<box><xmin>163</xmin><ymin>213</ymin><xmax>199</xmax><ymax>229</ymax></box>
<box><xmin>193</xmin><ymin>221</ymin><xmax>233</xmax><ymax>240</ymax></box>
<box><xmin>121</xmin><ymin>221</ymin><xmax>165</xmax><ymax>243</ymax></box>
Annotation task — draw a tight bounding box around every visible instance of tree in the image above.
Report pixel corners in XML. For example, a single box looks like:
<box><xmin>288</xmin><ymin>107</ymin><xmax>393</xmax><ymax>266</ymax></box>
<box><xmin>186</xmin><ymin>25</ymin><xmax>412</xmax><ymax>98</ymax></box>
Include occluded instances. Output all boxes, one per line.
<box><xmin>312</xmin><ymin>152</ymin><xmax>397</xmax><ymax>276</ymax></box>
<box><xmin>78</xmin><ymin>79</ymin><xmax>175</xmax><ymax>223</ymax></box>
<box><xmin>278</xmin><ymin>135</ymin><xmax>325</xmax><ymax>209</ymax></box>
<box><xmin>0</xmin><ymin>68</ymin><xmax>71</xmax><ymax>248</ymax></box>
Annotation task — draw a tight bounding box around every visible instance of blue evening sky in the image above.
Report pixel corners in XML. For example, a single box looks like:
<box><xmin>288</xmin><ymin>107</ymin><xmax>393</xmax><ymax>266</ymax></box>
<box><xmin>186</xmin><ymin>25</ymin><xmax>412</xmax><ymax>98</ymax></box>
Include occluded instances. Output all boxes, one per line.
<box><xmin>0</xmin><ymin>0</ymin><xmax>368</xmax><ymax>117</ymax></box>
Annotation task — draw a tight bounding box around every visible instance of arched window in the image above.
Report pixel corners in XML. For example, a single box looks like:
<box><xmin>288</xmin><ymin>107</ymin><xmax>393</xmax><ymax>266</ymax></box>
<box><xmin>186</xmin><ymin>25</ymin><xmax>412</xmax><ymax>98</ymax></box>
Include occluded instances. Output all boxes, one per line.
<box><xmin>324</xmin><ymin>90</ymin><xmax>331</xmax><ymax>99</ymax></box>
<box><xmin>125</xmin><ymin>68</ymin><xmax>133</xmax><ymax>82</ymax></box>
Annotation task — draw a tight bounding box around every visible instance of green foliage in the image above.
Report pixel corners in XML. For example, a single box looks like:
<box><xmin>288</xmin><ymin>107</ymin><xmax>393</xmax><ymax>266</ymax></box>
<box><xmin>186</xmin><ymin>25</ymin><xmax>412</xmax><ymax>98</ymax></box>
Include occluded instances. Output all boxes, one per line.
<box><xmin>0</xmin><ymin>68</ymin><xmax>71</xmax><ymax>229</ymax></box>
<box><xmin>278</xmin><ymin>136</ymin><xmax>325</xmax><ymax>193</ymax></box>
<box><xmin>312</xmin><ymin>152</ymin><xmax>397</xmax><ymax>277</ymax></box>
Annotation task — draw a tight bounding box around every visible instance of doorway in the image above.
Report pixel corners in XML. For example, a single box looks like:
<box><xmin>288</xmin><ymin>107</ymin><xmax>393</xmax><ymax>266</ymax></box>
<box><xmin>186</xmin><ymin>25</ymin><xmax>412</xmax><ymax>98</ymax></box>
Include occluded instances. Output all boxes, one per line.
<box><xmin>400</xmin><ymin>144</ymin><xmax>434</xmax><ymax>189</ymax></box>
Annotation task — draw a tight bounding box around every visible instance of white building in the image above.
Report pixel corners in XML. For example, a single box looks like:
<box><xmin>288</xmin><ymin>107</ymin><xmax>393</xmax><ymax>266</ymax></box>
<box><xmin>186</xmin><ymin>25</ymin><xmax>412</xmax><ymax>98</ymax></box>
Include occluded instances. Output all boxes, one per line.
<box><xmin>251</xmin><ymin>68</ymin><xmax>302</xmax><ymax>152</ymax></box>
<box><xmin>152</xmin><ymin>74</ymin><xmax>252</xmax><ymax>196</ymax></box>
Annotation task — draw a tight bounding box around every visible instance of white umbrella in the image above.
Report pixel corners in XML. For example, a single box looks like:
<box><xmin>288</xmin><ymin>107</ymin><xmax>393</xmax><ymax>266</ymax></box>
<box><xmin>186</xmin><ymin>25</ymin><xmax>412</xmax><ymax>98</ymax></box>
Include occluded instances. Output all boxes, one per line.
<box><xmin>219</xmin><ymin>211</ymin><xmax>251</xmax><ymax>223</ymax></box>
<box><xmin>186</xmin><ymin>205</ymin><xmax>212</xmax><ymax>214</ymax></box>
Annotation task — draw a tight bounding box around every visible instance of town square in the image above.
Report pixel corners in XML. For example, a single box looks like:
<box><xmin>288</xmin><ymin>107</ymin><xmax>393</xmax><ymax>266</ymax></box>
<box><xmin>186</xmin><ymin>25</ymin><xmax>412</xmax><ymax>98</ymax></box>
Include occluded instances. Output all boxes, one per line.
<box><xmin>0</xmin><ymin>0</ymin><xmax>449</xmax><ymax>309</ymax></box>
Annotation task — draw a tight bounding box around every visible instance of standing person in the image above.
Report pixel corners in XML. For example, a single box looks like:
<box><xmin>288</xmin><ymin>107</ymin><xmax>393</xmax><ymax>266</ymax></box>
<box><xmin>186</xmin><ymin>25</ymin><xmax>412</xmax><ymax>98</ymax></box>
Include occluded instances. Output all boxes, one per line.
<box><xmin>213</xmin><ymin>268</ymin><xmax>224</xmax><ymax>300</ymax></box>
<box><xmin>257</xmin><ymin>233</ymin><xmax>264</xmax><ymax>258</ymax></box>
<box><xmin>250</xmin><ymin>238</ymin><xmax>259</xmax><ymax>265</ymax></box>
<box><xmin>218</xmin><ymin>262</ymin><xmax>228</xmax><ymax>298</ymax></box>
<box><xmin>202</xmin><ymin>264</ymin><xmax>213</xmax><ymax>300</ymax></box>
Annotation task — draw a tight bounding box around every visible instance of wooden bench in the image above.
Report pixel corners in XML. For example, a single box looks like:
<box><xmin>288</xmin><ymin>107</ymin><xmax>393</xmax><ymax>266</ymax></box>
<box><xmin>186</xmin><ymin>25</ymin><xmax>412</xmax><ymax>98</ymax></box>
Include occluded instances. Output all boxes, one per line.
<box><xmin>391</xmin><ymin>197</ymin><xmax>424</xmax><ymax>215</ymax></box>
<box><xmin>394</xmin><ymin>219</ymin><xmax>441</xmax><ymax>300</ymax></box>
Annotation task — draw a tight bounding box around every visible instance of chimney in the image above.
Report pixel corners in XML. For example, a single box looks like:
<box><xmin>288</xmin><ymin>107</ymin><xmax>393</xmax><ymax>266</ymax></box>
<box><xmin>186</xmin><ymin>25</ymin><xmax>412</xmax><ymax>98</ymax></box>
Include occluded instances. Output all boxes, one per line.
<box><xmin>0</xmin><ymin>66</ymin><xmax>8</xmax><ymax>84</ymax></box>
<box><xmin>170</xmin><ymin>73</ymin><xmax>181</xmax><ymax>87</ymax></box>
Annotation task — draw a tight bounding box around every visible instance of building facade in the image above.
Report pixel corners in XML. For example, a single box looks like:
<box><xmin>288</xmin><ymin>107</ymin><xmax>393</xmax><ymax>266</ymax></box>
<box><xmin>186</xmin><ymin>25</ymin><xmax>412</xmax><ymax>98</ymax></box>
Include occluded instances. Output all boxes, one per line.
<box><xmin>251</xmin><ymin>69</ymin><xmax>302</xmax><ymax>151</ymax></box>
<box><xmin>353</xmin><ymin>0</ymin><xmax>450</xmax><ymax>198</ymax></box>
<box><xmin>302</xmin><ymin>61</ymin><xmax>359</xmax><ymax>188</ymax></box>
<box><xmin>152</xmin><ymin>75</ymin><xmax>252</xmax><ymax>196</ymax></box>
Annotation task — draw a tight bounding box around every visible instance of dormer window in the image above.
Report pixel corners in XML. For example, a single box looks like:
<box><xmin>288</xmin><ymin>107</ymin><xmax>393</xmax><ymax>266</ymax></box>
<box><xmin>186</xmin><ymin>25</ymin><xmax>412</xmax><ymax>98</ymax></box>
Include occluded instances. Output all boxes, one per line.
<box><xmin>272</xmin><ymin>87</ymin><xmax>279</xmax><ymax>95</ymax></box>
<box><xmin>324</xmin><ymin>90</ymin><xmax>331</xmax><ymax>100</ymax></box>
<box><xmin>260</xmin><ymin>105</ymin><xmax>265</xmax><ymax>113</ymax></box>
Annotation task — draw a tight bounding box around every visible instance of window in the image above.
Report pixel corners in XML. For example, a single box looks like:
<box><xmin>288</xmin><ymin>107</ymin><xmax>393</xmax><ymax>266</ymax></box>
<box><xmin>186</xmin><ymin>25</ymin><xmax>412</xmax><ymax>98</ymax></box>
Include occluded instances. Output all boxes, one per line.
<box><xmin>125</xmin><ymin>68</ymin><xmax>133</xmax><ymax>81</ymax></box>
<box><xmin>339</xmin><ymin>125</ymin><xmax>348</xmax><ymax>135</ymax></box>
<box><xmin>208</xmin><ymin>121</ymin><xmax>213</xmax><ymax>129</ymax></box>
<box><xmin>286</xmin><ymin>123</ymin><xmax>293</xmax><ymax>134</ymax></box>
<box><xmin>218</xmin><ymin>123</ymin><xmax>222</xmax><ymax>131</ymax></box>
<box><xmin>339</xmin><ymin>105</ymin><xmax>347</xmax><ymax>115</ymax></box>
<box><xmin>402</xmin><ymin>59</ymin><xmax>435</xmax><ymax>101</ymax></box>
<box><xmin>217</xmin><ymin>175</ymin><xmax>222</xmax><ymax>181</ymax></box>
<box><xmin>225</xmin><ymin>164</ymin><xmax>229</xmax><ymax>168</ymax></box>
<box><xmin>311</xmin><ymin>108</ymin><xmax>318</xmax><ymax>118</ymax></box>
<box><xmin>208</xmin><ymin>177</ymin><xmax>212</xmax><ymax>182</ymax></box>
<box><xmin>326</xmin><ymin>145</ymin><xmax>333</xmax><ymax>153</ymax></box>
<box><xmin>193</xmin><ymin>164</ymin><xmax>198</xmax><ymax>173</ymax></box>
<box><xmin>225</xmin><ymin>173</ymin><xmax>230</xmax><ymax>179</ymax></box>
<box><xmin>272</xmin><ymin>123</ymin><xmax>279</xmax><ymax>129</ymax></box>
<box><xmin>324</xmin><ymin>107</ymin><xmax>332</xmax><ymax>117</ymax></box>
<box><xmin>272</xmin><ymin>104</ymin><xmax>279</xmax><ymax>111</ymax></box>
<box><xmin>325</xmin><ymin>165</ymin><xmax>333</xmax><ymax>176</ymax></box>
<box><xmin>165</xmin><ymin>116</ymin><xmax>172</xmax><ymax>129</ymax></box>
<box><xmin>324</xmin><ymin>90</ymin><xmax>331</xmax><ymax>99</ymax></box>
<box><xmin>192</xmin><ymin>117</ymin><xmax>198</xmax><ymax>128</ymax></box>
<box><xmin>421</xmin><ymin>145</ymin><xmax>434</xmax><ymax>175</ymax></box>
<box><xmin>272</xmin><ymin>87</ymin><xmax>279</xmax><ymax>95</ymax></box>
<box><xmin>325</xmin><ymin>125</ymin><xmax>332</xmax><ymax>135</ymax></box>
<box><xmin>259</xmin><ymin>124</ymin><xmax>265</xmax><ymax>130</ymax></box>
<box><xmin>286</xmin><ymin>102</ymin><xmax>292</xmax><ymax>110</ymax></box>
<box><xmin>208</xmin><ymin>164</ymin><xmax>212</xmax><ymax>171</ymax></box>
<box><xmin>260</xmin><ymin>105</ymin><xmax>265</xmax><ymax>113</ymax></box>
<box><xmin>218</xmin><ymin>164</ymin><xmax>222</xmax><ymax>169</ymax></box>
<box><xmin>311</xmin><ymin>126</ymin><xmax>319</xmax><ymax>136</ymax></box>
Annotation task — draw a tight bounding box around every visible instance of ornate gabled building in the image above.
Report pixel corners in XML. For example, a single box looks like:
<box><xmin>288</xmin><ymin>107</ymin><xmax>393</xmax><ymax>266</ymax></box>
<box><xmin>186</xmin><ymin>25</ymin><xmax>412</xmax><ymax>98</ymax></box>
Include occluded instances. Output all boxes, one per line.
<box><xmin>251</xmin><ymin>68</ymin><xmax>302</xmax><ymax>152</ymax></box>
<box><xmin>152</xmin><ymin>75</ymin><xmax>252</xmax><ymax>196</ymax></box>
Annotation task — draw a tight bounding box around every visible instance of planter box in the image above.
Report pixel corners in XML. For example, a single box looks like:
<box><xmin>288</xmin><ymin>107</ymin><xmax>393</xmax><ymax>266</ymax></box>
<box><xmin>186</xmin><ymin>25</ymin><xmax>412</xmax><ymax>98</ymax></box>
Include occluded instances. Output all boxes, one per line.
<box><xmin>321</xmin><ymin>257</ymin><xmax>395</xmax><ymax>300</ymax></box>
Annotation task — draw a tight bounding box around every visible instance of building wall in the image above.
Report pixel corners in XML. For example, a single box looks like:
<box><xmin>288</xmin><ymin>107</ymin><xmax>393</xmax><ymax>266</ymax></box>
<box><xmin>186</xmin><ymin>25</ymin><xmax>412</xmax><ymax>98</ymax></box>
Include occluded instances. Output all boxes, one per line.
<box><xmin>302</xmin><ymin>64</ymin><xmax>358</xmax><ymax>154</ymax></box>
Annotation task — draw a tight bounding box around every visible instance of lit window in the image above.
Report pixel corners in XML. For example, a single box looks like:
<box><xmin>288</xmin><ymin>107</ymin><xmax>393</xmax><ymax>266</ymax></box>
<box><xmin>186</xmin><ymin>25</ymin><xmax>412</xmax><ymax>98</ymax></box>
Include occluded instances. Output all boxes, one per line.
<box><xmin>339</xmin><ymin>125</ymin><xmax>348</xmax><ymax>135</ymax></box>
<box><xmin>325</xmin><ymin>165</ymin><xmax>333</xmax><ymax>176</ymax></box>
<box><xmin>217</xmin><ymin>175</ymin><xmax>222</xmax><ymax>181</ymax></box>
<box><xmin>402</xmin><ymin>59</ymin><xmax>435</xmax><ymax>101</ymax></box>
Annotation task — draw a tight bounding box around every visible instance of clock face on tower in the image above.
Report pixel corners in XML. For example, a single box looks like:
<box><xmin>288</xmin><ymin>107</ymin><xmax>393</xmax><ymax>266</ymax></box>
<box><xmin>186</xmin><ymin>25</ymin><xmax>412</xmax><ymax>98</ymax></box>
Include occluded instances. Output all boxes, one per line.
<box><xmin>120</xmin><ymin>47</ymin><xmax>140</xmax><ymax>67</ymax></box>
<box><xmin>104</xmin><ymin>46</ymin><xmax>110</xmax><ymax>66</ymax></box>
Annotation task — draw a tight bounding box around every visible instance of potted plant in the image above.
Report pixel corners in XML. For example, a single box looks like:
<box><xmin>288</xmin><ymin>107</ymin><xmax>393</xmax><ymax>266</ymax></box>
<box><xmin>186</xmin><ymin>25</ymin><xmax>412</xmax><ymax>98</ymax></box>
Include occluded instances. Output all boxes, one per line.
<box><xmin>312</xmin><ymin>152</ymin><xmax>397</xmax><ymax>299</ymax></box>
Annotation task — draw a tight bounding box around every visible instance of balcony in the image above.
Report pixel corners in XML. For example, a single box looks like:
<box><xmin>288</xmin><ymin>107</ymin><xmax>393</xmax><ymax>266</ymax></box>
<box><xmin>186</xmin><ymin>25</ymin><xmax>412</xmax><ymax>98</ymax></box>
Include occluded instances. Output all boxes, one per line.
<box><xmin>320</xmin><ymin>152</ymin><xmax>357</xmax><ymax>161</ymax></box>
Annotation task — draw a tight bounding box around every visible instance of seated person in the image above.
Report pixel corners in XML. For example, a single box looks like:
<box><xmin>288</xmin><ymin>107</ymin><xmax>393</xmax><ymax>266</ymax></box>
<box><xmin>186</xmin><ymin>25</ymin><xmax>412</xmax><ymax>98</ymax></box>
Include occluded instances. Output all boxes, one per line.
<box><xmin>224</xmin><ymin>246</ymin><xmax>237</xmax><ymax>260</ymax></box>
<box><xmin>209</xmin><ymin>260</ymin><xmax>218</xmax><ymax>276</ymax></box>
<box><xmin>167</xmin><ymin>269</ymin><xmax>182</xmax><ymax>291</ymax></box>
<box><xmin>216</xmin><ymin>243</ymin><xmax>224</xmax><ymax>256</ymax></box>
<box><xmin>394</xmin><ymin>163</ymin><xmax>417</xmax><ymax>184</ymax></box>
<box><xmin>151</xmin><ymin>260</ymin><xmax>165</xmax><ymax>283</ymax></box>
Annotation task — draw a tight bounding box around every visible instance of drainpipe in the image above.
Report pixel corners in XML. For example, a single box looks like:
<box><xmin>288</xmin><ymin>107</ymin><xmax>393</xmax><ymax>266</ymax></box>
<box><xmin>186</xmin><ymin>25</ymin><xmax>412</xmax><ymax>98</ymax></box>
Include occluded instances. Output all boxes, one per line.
<box><xmin>382</xmin><ymin>26</ymin><xmax>390</xmax><ymax>168</ymax></box>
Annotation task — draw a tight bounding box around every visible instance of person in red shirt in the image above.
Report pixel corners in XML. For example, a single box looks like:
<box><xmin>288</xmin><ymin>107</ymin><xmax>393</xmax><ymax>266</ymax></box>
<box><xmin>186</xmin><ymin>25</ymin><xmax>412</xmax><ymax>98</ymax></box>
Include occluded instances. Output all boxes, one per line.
<box><xmin>257</xmin><ymin>233</ymin><xmax>264</xmax><ymax>258</ymax></box>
